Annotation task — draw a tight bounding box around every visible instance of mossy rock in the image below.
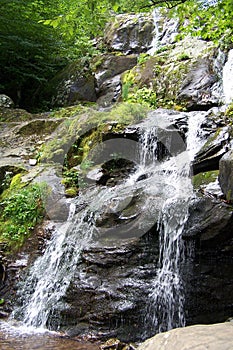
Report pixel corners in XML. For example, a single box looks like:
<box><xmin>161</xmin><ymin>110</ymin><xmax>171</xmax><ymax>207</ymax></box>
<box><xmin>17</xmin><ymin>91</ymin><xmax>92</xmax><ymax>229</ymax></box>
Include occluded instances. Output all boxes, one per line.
<box><xmin>121</xmin><ymin>36</ymin><xmax>217</xmax><ymax>110</ymax></box>
<box><xmin>0</xmin><ymin>108</ymin><xmax>33</xmax><ymax>122</ymax></box>
<box><xmin>17</xmin><ymin>119</ymin><xmax>63</xmax><ymax>136</ymax></box>
<box><xmin>41</xmin><ymin>103</ymin><xmax>148</xmax><ymax>163</ymax></box>
<box><xmin>40</xmin><ymin>59</ymin><xmax>97</xmax><ymax>108</ymax></box>
<box><xmin>192</xmin><ymin>170</ymin><xmax>219</xmax><ymax>189</ymax></box>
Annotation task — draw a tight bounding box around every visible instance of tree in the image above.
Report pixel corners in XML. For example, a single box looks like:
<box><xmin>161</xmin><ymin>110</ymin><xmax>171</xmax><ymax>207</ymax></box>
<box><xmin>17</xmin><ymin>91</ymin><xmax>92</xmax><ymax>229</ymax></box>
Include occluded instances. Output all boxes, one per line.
<box><xmin>0</xmin><ymin>0</ymin><xmax>67</xmax><ymax>108</ymax></box>
<box><xmin>171</xmin><ymin>0</ymin><xmax>233</xmax><ymax>45</ymax></box>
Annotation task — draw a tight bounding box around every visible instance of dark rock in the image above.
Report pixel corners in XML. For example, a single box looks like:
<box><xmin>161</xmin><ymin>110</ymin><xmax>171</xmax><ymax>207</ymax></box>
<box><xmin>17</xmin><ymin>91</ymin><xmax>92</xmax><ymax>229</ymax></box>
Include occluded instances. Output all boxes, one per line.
<box><xmin>94</xmin><ymin>55</ymin><xmax>138</xmax><ymax>88</ymax></box>
<box><xmin>192</xmin><ymin>126</ymin><xmax>230</xmax><ymax>174</ymax></box>
<box><xmin>56</xmin><ymin>233</ymin><xmax>159</xmax><ymax>342</ymax></box>
<box><xmin>97</xmin><ymin>158</ymin><xmax>136</xmax><ymax>186</ymax></box>
<box><xmin>178</xmin><ymin>57</ymin><xmax>219</xmax><ymax>110</ymax></box>
<box><xmin>93</xmin><ymin>55</ymin><xmax>137</xmax><ymax>107</ymax></box>
<box><xmin>104</xmin><ymin>14</ymin><xmax>154</xmax><ymax>54</ymax></box>
<box><xmin>219</xmin><ymin>149</ymin><xmax>233</xmax><ymax>201</ymax></box>
<box><xmin>183</xmin><ymin>194</ymin><xmax>233</xmax><ymax>327</ymax></box>
<box><xmin>41</xmin><ymin>60</ymin><xmax>97</xmax><ymax>107</ymax></box>
<box><xmin>184</xmin><ymin>196</ymin><xmax>233</xmax><ymax>245</ymax></box>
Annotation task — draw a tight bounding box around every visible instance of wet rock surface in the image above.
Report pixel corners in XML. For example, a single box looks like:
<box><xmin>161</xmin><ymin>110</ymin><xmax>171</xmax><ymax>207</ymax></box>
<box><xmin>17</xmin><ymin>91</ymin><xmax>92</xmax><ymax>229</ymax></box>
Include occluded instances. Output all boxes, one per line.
<box><xmin>219</xmin><ymin>149</ymin><xmax>233</xmax><ymax>201</ymax></box>
<box><xmin>58</xmin><ymin>232</ymin><xmax>159</xmax><ymax>342</ymax></box>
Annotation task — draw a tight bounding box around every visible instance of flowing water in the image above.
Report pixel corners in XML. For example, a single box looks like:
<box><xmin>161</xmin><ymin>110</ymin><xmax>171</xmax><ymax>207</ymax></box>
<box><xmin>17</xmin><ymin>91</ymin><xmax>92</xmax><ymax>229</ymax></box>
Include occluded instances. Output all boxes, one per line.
<box><xmin>144</xmin><ymin>111</ymin><xmax>206</xmax><ymax>335</ymax></box>
<box><xmin>9</xmin><ymin>110</ymin><xmax>206</xmax><ymax>340</ymax></box>
<box><xmin>147</xmin><ymin>9</ymin><xmax>160</xmax><ymax>55</ymax></box>
<box><xmin>223</xmin><ymin>49</ymin><xmax>233</xmax><ymax>104</ymax></box>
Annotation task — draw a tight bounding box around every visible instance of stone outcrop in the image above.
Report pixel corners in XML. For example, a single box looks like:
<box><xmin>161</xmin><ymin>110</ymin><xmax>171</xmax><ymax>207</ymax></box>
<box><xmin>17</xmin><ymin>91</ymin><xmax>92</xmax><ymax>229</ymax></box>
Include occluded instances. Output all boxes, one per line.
<box><xmin>40</xmin><ymin>60</ymin><xmax>97</xmax><ymax>107</ymax></box>
<box><xmin>104</xmin><ymin>14</ymin><xmax>154</xmax><ymax>54</ymax></box>
<box><xmin>93</xmin><ymin>54</ymin><xmax>138</xmax><ymax>107</ymax></box>
<box><xmin>193</xmin><ymin>126</ymin><xmax>230</xmax><ymax>174</ymax></box>
<box><xmin>138</xmin><ymin>322</ymin><xmax>233</xmax><ymax>350</ymax></box>
<box><xmin>122</xmin><ymin>36</ymin><xmax>225</xmax><ymax>110</ymax></box>
<box><xmin>219</xmin><ymin>150</ymin><xmax>233</xmax><ymax>201</ymax></box>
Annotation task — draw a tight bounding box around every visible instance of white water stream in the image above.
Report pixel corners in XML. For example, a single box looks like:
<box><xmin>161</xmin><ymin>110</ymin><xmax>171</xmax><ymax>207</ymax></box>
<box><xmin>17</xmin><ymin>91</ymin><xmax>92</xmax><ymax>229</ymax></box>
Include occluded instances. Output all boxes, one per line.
<box><xmin>143</xmin><ymin>111</ymin><xmax>206</xmax><ymax>334</ymax></box>
<box><xmin>147</xmin><ymin>9</ymin><xmax>160</xmax><ymax>55</ymax></box>
<box><xmin>223</xmin><ymin>49</ymin><xmax>233</xmax><ymax>104</ymax></box>
<box><xmin>12</xmin><ymin>110</ymin><xmax>206</xmax><ymax>335</ymax></box>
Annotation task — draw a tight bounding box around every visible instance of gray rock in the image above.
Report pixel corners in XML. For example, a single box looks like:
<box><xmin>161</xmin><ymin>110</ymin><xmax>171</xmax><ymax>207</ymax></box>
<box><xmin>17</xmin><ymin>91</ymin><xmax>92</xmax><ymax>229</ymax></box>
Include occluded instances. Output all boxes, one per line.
<box><xmin>178</xmin><ymin>57</ymin><xmax>219</xmax><ymax>110</ymax></box>
<box><xmin>193</xmin><ymin>126</ymin><xmax>230</xmax><ymax>174</ymax></box>
<box><xmin>0</xmin><ymin>94</ymin><xmax>14</xmax><ymax>108</ymax></box>
<box><xmin>219</xmin><ymin>149</ymin><xmax>233</xmax><ymax>201</ymax></box>
<box><xmin>104</xmin><ymin>14</ymin><xmax>154</xmax><ymax>54</ymax></box>
<box><xmin>138</xmin><ymin>322</ymin><xmax>233</xmax><ymax>350</ymax></box>
<box><xmin>93</xmin><ymin>54</ymin><xmax>137</xmax><ymax>107</ymax></box>
<box><xmin>184</xmin><ymin>196</ymin><xmax>233</xmax><ymax>242</ymax></box>
<box><xmin>41</xmin><ymin>60</ymin><xmax>97</xmax><ymax>107</ymax></box>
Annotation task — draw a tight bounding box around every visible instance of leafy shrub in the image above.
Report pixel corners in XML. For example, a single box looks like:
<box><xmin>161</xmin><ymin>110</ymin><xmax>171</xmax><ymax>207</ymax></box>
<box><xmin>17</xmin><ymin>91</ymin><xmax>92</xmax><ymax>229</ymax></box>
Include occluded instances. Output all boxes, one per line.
<box><xmin>126</xmin><ymin>87</ymin><xmax>157</xmax><ymax>108</ymax></box>
<box><xmin>0</xmin><ymin>182</ymin><xmax>47</xmax><ymax>248</ymax></box>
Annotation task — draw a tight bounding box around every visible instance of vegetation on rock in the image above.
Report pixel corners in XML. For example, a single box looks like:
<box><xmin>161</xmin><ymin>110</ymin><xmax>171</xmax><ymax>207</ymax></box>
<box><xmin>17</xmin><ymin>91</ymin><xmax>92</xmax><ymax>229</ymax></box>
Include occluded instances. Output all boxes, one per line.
<box><xmin>0</xmin><ymin>174</ymin><xmax>47</xmax><ymax>250</ymax></box>
<box><xmin>1</xmin><ymin>0</ymin><xmax>232</xmax><ymax>110</ymax></box>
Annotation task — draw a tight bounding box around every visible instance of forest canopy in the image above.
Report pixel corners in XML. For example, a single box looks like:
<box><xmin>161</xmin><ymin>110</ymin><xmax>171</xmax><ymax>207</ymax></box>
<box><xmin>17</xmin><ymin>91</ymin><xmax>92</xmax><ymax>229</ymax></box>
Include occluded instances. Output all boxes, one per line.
<box><xmin>0</xmin><ymin>0</ymin><xmax>232</xmax><ymax>109</ymax></box>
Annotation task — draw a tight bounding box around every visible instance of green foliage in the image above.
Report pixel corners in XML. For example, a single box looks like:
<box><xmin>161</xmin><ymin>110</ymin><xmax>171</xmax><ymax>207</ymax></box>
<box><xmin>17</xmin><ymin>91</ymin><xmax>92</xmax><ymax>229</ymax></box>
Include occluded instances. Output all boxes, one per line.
<box><xmin>225</xmin><ymin>101</ymin><xmax>233</xmax><ymax>119</ymax></box>
<box><xmin>137</xmin><ymin>53</ymin><xmax>151</xmax><ymax>65</ymax></box>
<box><xmin>177</xmin><ymin>52</ymin><xmax>190</xmax><ymax>61</ymax></box>
<box><xmin>125</xmin><ymin>87</ymin><xmax>157</xmax><ymax>108</ymax></box>
<box><xmin>0</xmin><ymin>0</ymin><xmax>68</xmax><ymax>109</ymax></box>
<box><xmin>0</xmin><ymin>178</ymin><xmax>47</xmax><ymax>248</ymax></box>
<box><xmin>172</xmin><ymin>0</ymin><xmax>233</xmax><ymax>46</ymax></box>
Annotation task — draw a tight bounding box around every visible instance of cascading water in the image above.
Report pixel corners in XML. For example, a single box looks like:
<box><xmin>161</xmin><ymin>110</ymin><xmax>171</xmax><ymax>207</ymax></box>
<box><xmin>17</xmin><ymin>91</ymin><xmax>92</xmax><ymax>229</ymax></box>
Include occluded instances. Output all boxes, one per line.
<box><xmin>12</xmin><ymin>110</ymin><xmax>206</xmax><ymax>336</ymax></box>
<box><xmin>143</xmin><ymin>111</ymin><xmax>206</xmax><ymax>335</ymax></box>
<box><xmin>12</xmin><ymin>197</ymin><xmax>98</xmax><ymax>328</ymax></box>
<box><xmin>147</xmin><ymin>9</ymin><xmax>160</xmax><ymax>55</ymax></box>
<box><xmin>223</xmin><ymin>49</ymin><xmax>233</xmax><ymax>104</ymax></box>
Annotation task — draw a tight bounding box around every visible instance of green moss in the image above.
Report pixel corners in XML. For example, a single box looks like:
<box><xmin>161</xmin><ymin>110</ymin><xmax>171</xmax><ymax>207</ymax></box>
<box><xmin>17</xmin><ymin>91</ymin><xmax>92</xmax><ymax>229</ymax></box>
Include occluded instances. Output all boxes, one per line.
<box><xmin>0</xmin><ymin>108</ymin><xmax>33</xmax><ymax>122</ymax></box>
<box><xmin>177</xmin><ymin>53</ymin><xmax>190</xmax><ymax>61</ymax></box>
<box><xmin>192</xmin><ymin>170</ymin><xmax>219</xmax><ymax>189</ymax></box>
<box><xmin>49</xmin><ymin>104</ymin><xmax>92</xmax><ymax>119</ymax></box>
<box><xmin>65</xmin><ymin>187</ymin><xmax>78</xmax><ymax>197</ymax></box>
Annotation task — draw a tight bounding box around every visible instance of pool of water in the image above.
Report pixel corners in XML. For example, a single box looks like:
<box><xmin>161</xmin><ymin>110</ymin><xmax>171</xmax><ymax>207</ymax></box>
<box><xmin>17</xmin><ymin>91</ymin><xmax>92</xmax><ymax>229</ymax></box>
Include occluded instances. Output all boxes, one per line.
<box><xmin>0</xmin><ymin>321</ymin><xmax>100</xmax><ymax>350</ymax></box>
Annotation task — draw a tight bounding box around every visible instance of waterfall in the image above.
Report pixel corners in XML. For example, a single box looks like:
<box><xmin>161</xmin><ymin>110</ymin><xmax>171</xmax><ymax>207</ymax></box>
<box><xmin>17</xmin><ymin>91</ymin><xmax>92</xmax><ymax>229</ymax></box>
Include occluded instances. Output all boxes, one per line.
<box><xmin>223</xmin><ymin>49</ymin><xmax>233</xmax><ymax>104</ymax></box>
<box><xmin>12</xmin><ymin>197</ymin><xmax>99</xmax><ymax>328</ymax></box>
<box><xmin>12</xmin><ymin>110</ymin><xmax>206</xmax><ymax>335</ymax></box>
<box><xmin>144</xmin><ymin>111</ymin><xmax>206</xmax><ymax>335</ymax></box>
<box><xmin>147</xmin><ymin>9</ymin><xmax>160</xmax><ymax>55</ymax></box>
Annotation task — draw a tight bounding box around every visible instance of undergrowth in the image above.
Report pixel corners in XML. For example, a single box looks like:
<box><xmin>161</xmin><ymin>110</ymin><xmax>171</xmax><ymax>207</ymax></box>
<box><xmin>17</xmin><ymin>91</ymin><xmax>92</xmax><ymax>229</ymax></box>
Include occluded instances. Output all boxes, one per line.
<box><xmin>0</xmin><ymin>174</ymin><xmax>47</xmax><ymax>250</ymax></box>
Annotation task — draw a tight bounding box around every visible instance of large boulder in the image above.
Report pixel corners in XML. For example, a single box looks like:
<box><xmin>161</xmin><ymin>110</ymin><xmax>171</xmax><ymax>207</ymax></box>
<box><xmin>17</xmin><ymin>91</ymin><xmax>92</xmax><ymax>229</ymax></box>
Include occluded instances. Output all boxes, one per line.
<box><xmin>122</xmin><ymin>37</ymin><xmax>225</xmax><ymax>110</ymax></box>
<box><xmin>192</xmin><ymin>126</ymin><xmax>230</xmax><ymax>174</ymax></box>
<box><xmin>138</xmin><ymin>322</ymin><xmax>233</xmax><ymax>350</ymax></box>
<box><xmin>40</xmin><ymin>60</ymin><xmax>97</xmax><ymax>107</ymax></box>
<box><xmin>0</xmin><ymin>94</ymin><xmax>14</xmax><ymax>108</ymax></box>
<box><xmin>219</xmin><ymin>149</ymin><xmax>233</xmax><ymax>201</ymax></box>
<box><xmin>92</xmin><ymin>54</ymin><xmax>138</xmax><ymax>107</ymax></box>
<box><xmin>104</xmin><ymin>13</ymin><xmax>155</xmax><ymax>54</ymax></box>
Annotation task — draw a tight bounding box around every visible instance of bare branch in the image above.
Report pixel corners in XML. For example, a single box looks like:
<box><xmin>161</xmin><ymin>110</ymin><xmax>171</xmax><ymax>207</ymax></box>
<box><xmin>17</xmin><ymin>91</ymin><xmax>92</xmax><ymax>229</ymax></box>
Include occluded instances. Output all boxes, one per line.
<box><xmin>141</xmin><ymin>0</ymin><xmax>188</xmax><ymax>9</ymax></box>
